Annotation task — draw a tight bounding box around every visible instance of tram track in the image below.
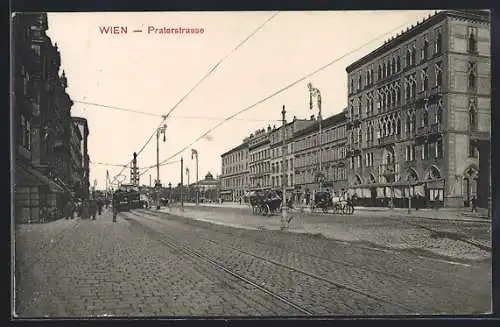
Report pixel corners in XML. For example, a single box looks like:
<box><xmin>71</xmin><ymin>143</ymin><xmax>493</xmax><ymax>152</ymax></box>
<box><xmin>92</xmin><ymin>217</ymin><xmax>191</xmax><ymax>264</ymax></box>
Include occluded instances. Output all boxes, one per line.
<box><xmin>126</xmin><ymin>210</ymin><xmax>418</xmax><ymax>314</ymax></box>
<box><xmin>137</xmin><ymin>209</ymin><xmax>479</xmax><ymax>293</ymax></box>
<box><xmin>121</xmin><ymin>212</ymin><xmax>315</xmax><ymax>316</ymax></box>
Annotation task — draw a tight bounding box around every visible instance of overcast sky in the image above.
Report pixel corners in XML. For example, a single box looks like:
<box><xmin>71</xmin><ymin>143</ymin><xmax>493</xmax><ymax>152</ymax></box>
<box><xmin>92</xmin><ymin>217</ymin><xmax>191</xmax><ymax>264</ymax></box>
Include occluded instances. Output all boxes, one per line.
<box><xmin>45</xmin><ymin>10</ymin><xmax>437</xmax><ymax>190</ymax></box>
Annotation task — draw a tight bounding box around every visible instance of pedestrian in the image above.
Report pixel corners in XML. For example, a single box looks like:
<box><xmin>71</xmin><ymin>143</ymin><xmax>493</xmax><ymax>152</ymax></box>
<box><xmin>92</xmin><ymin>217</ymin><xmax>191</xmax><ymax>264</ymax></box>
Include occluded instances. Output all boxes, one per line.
<box><xmin>471</xmin><ymin>196</ymin><xmax>477</xmax><ymax>213</ymax></box>
<box><xmin>97</xmin><ymin>198</ymin><xmax>103</xmax><ymax>215</ymax></box>
<box><xmin>112</xmin><ymin>191</ymin><xmax>119</xmax><ymax>222</ymax></box>
<box><xmin>89</xmin><ymin>199</ymin><xmax>98</xmax><ymax>220</ymax></box>
<box><xmin>64</xmin><ymin>200</ymin><xmax>73</xmax><ymax>220</ymax></box>
<box><xmin>239</xmin><ymin>197</ymin><xmax>242</xmax><ymax>205</ymax></box>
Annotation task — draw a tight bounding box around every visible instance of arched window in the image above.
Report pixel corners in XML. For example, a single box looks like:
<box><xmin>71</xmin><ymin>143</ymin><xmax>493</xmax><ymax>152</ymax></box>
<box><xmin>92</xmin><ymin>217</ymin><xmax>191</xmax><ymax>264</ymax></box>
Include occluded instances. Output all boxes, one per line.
<box><xmin>396</xmin><ymin>56</ymin><xmax>401</xmax><ymax>71</ymax></box>
<box><xmin>469</xmin><ymin>71</ymin><xmax>476</xmax><ymax>89</ymax></box>
<box><xmin>350</xmin><ymin>79</ymin><xmax>354</xmax><ymax>93</ymax></box>
<box><xmin>411</xmin><ymin>112</ymin><xmax>416</xmax><ymax>132</ymax></box>
<box><xmin>423</xmin><ymin>109</ymin><xmax>429</xmax><ymax>127</ymax></box>
<box><xmin>392</xmin><ymin>119</ymin><xmax>396</xmax><ymax>135</ymax></box>
<box><xmin>405</xmin><ymin>79</ymin><xmax>411</xmax><ymax>100</ymax></box>
<box><xmin>406</xmin><ymin>48</ymin><xmax>411</xmax><ymax>66</ymax></box>
<box><xmin>378</xmin><ymin>65</ymin><xmax>382</xmax><ymax>80</ymax></box>
<box><xmin>396</xmin><ymin>118</ymin><xmax>401</xmax><ymax>135</ymax></box>
<box><xmin>422</xmin><ymin>68</ymin><xmax>428</xmax><ymax>91</ymax></box>
<box><xmin>469</xmin><ymin>108</ymin><xmax>477</xmax><ymax>131</ymax></box>
<box><xmin>396</xmin><ymin>86</ymin><xmax>401</xmax><ymax>104</ymax></box>
<box><xmin>423</xmin><ymin>39</ymin><xmax>429</xmax><ymax>60</ymax></box>
<box><xmin>435</xmin><ymin>62</ymin><xmax>443</xmax><ymax>87</ymax></box>
<box><xmin>387</xmin><ymin>119</ymin><xmax>392</xmax><ymax>135</ymax></box>
<box><xmin>391</xmin><ymin>58</ymin><xmax>396</xmax><ymax>75</ymax></box>
<box><xmin>436</xmin><ymin>30</ymin><xmax>442</xmax><ymax>54</ymax></box>
<box><xmin>382</xmin><ymin>122</ymin><xmax>387</xmax><ymax>137</ymax></box>
<box><xmin>382</xmin><ymin>62</ymin><xmax>386</xmax><ymax>79</ymax></box>
<box><xmin>411</xmin><ymin>46</ymin><xmax>416</xmax><ymax>65</ymax></box>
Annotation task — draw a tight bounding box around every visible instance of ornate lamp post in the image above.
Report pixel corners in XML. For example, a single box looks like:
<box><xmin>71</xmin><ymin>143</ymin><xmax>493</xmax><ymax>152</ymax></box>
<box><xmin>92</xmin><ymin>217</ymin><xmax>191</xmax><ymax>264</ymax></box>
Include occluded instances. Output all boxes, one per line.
<box><xmin>168</xmin><ymin>182</ymin><xmax>172</xmax><ymax>207</ymax></box>
<box><xmin>191</xmin><ymin>149</ymin><xmax>199</xmax><ymax>205</ymax></box>
<box><xmin>308</xmin><ymin>82</ymin><xmax>323</xmax><ymax>192</ymax></box>
<box><xmin>156</xmin><ymin>120</ymin><xmax>167</xmax><ymax>210</ymax></box>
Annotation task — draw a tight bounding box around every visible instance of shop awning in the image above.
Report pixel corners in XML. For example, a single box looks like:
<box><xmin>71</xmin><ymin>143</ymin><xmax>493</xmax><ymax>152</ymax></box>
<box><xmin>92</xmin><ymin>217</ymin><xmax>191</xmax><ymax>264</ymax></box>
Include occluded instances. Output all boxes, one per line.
<box><xmin>16</xmin><ymin>164</ymin><xmax>65</xmax><ymax>194</ymax></box>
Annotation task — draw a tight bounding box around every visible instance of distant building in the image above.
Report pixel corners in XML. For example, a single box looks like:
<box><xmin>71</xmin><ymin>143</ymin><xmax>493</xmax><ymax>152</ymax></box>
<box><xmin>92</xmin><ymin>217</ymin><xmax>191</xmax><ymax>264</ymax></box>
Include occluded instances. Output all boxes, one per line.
<box><xmin>293</xmin><ymin>112</ymin><xmax>348</xmax><ymax>196</ymax></box>
<box><xmin>269</xmin><ymin>116</ymin><xmax>312</xmax><ymax>194</ymax></box>
<box><xmin>69</xmin><ymin>122</ymin><xmax>83</xmax><ymax>198</ymax></box>
<box><xmin>191</xmin><ymin>172</ymin><xmax>220</xmax><ymax>202</ymax></box>
<box><xmin>248</xmin><ymin>126</ymin><xmax>272</xmax><ymax>189</ymax></box>
<box><xmin>220</xmin><ymin>141</ymin><xmax>249</xmax><ymax>202</ymax></box>
<box><xmin>345</xmin><ymin>9</ymin><xmax>491</xmax><ymax>208</ymax></box>
<box><xmin>72</xmin><ymin>117</ymin><xmax>90</xmax><ymax>201</ymax></box>
<box><xmin>12</xmin><ymin>13</ymin><xmax>79</xmax><ymax>223</ymax></box>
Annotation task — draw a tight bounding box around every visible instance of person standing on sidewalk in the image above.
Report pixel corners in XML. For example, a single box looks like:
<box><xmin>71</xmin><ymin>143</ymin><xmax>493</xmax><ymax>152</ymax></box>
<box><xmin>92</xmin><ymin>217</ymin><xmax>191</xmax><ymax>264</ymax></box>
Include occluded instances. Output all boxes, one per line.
<box><xmin>471</xmin><ymin>196</ymin><xmax>477</xmax><ymax>213</ymax></box>
<box><xmin>89</xmin><ymin>199</ymin><xmax>98</xmax><ymax>220</ymax></box>
<box><xmin>64</xmin><ymin>200</ymin><xmax>73</xmax><ymax>220</ymax></box>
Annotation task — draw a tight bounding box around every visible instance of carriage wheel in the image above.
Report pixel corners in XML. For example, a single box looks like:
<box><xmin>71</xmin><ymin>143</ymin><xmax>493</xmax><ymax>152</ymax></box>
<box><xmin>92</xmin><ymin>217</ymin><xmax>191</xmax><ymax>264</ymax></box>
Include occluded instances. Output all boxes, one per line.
<box><xmin>322</xmin><ymin>207</ymin><xmax>328</xmax><ymax>213</ymax></box>
<box><xmin>261</xmin><ymin>205</ymin><xmax>269</xmax><ymax>216</ymax></box>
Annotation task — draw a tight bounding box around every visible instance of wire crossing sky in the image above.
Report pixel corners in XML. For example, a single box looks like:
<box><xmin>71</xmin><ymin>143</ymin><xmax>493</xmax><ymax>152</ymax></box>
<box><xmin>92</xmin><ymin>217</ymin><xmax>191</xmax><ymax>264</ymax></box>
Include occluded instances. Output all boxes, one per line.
<box><xmin>46</xmin><ymin>10</ymin><xmax>437</xmax><ymax>189</ymax></box>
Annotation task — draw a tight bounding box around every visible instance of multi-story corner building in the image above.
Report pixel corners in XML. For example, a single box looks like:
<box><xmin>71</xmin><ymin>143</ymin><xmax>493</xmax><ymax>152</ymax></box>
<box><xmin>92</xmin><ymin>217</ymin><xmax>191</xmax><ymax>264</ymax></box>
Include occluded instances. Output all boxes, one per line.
<box><xmin>13</xmin><ymin>13</ymin><xmax>78</xmax><ymax>223</ymax></box>
<box><xmin>345</xmin><ymin>9</ymin><xmax>490</xmax><ymax>208</ymax></box>
<box><xmin>220</xmin><ymin>140</ymin><xmax>249</xmax><ymax>202</ymax></box>
<box><xmin>72</xmin><ymin>117</ymin><xmax>90</xmax><ymax>201</ymax></box>
<box><xmin>293</xmin><ymin>112</ymin><xmax>348</xmax><ymax>196</ymax></box>
<box><xmin>248</xmin><ymin>126</ymin><xmax>272</xmax><ymax>189</ymax></box>
<box><xmin>69</xmin><ymin>122</ymin><xmax>83</xmax><ymax>199</ymax></box>
<box><xmin>269</xmin><ymin>116</ymin><xmax>312</xmax><ymax>194</ymax></box>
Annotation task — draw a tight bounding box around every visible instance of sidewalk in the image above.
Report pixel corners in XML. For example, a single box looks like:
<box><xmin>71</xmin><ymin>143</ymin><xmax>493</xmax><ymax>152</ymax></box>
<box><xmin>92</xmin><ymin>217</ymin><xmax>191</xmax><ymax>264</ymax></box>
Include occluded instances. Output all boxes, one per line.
<box><xmin>182</xmin><ymin>202</ymin><xmax>490</xmax><ymax>223</ymax></box>
<box><xmin>160</xmin><ymin>206</ymin><xmax>491</xmax><ymax>262</ymax></box>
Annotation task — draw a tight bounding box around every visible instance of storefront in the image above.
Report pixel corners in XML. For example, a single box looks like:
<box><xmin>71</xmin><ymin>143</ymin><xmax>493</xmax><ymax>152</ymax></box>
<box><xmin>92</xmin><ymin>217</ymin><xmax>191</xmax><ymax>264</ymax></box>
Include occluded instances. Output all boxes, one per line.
<box><xmin>15</xmin><ymin>163</ymin><xmax>65</xmax><ymax>223</ymax></box>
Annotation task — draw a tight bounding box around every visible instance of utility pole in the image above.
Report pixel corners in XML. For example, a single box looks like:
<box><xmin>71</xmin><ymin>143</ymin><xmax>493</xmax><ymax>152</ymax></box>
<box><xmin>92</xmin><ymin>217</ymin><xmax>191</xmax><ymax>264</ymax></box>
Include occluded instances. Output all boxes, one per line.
<box><xmin>192</xmin><ymin>149</ymin><xmax>199</xmax><ymax>205</ymax></box>
<box><xmin>281</xmin><ymin>105</ymin><xmax>288</xmax><ymax>231</ymax></box>
<box><xmin>181</xmin><ymin>157</ymin><xmax>184</xmax><ymax>211</ymax></box>
<box><xmin>156</xmin><ymin>121</ymin><xmax>167</xmax><ymax>210</ymax></box>
<box><xmin>308</xmin><ymin>83</ymin><xmax>323</xmax><ymax>192</ymax></box>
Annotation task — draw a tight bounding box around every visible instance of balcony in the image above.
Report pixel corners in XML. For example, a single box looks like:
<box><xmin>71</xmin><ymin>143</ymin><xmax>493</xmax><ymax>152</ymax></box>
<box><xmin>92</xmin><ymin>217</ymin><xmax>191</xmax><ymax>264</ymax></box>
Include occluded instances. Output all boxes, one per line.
<box><xmin>378</xmin><ymin>134</ymin><xmax>396</xmax><ymax>146</ymax></box>
<box><xmin>417</xmin><ymin>124</ymin><xmax>443</xmax><ymax>139</ymax></box>
<box><xmin>430</xmin><ymin>85</ymin><xmax>442</xmax><ymax>96</ymax></box>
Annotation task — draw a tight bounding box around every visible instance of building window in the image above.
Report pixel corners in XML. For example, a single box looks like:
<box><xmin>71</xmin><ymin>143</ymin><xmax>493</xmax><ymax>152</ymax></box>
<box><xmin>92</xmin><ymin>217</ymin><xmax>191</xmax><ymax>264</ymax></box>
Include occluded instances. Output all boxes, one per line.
<box><xmin>435</xmin><ymin>62</ymin><xmax>443</xmax><ymax>87</ymax></box>
<box><xmin>468</xmin><ymin>140</ymin><xmax>477</xmax><ymax>158</ymax></box>
<box><xmin>411</xmin><ymin>113</ymin><xmax>416</xmax><ymax>133</ymax></box>
<box><xmin>436</xmin><ymin>105</ymin><xmax>443</xmax><ymax>125</ymax></box>
<box><xmin>378</xmin><ymin>64</ymin><xmax>382</xmax><ymax>80</ymax></box>
<box><xmin>406</xmin><ymin>48</ymin><xmax>411</xmax><ymax>67</ymax></box>
<box><xmin>382</xmin><ymin>62</ymin><xmax>387</xmax><ymax>79</ymax></box>
<box><xmin>396</xmin><ymin>56</ymin><xmax>401</xmax><ymax>72</ymax></box>
<box><xmin>422</xmin><ymin>68</ymin><xmax>428</xmax><ymax>91</ymax></box>
<box><xmin>411</xmin><ymin>75</ymin><xmax>417</xmax><ymax>99</ymax></box>
<box><xmin>468</xmin><ymin>29</ymin><xmax>477</xmax><ymax>53</ymax></box>
<box><xmin>350</xmin><ymin>79</ymin><xmax>354</xmax><ymax>93</ymax></box>
<box><xmin>358</xmin><ymin>75</ymin><xmax>362</xmax><ymax>90</ymax></box>
<box><xmin>391</xmin><ymin>57</ymin><xmax>396</xmax><ymax>75</ymax></box>
<box><xmin>422</xmin><ymin>143</ymin><xmax>429</xmax><ymax>160</ymax></box>
<box><xmin>469</xmin><ymin>108</ymin><xmax>477</xmax><ymax>131</ymax></box>
<box><xmin>411</xmin><ymin>45</ymin><xmax>416</xmax><ymax>65</ymax></box>
<box><xmin>422</xmin><ymin>38</ymin><xmax>429</xmax><ymax>61</ymax></box>
<box><xmin>435</xmin><ymin>28</ymin><xmax>442</xmax><ymax>54</ymax></box>
<box><xmin>436</xmin><ymin>139</ymin><xmax>443</xmax><ymax>158</ymax></box>
<box><xmin>396</xmin><ymin>118</ymin><xmax>401</xmax><ymax>135</ymax></box>
<box><xmin>350</xmin><ymin>156</ymin><xmax>355</xmax><ymax>169</ymax></box>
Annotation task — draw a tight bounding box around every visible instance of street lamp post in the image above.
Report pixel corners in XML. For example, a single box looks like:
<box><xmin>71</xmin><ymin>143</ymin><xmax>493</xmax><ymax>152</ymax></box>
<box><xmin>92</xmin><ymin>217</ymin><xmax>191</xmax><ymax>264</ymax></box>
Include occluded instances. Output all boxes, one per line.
<box><xmin>191</xmin><ymin>149</ymin><xmax>199</xmax><ymax>205</ymax></box>
<box><xmin>308</xmin><ymin>83</ymin><xmax>323</xmax><ymax>192</ymax></box>
<box><xmin>168</xmin><ymin>182</ymin><xmax>172</xmax><ymax>208</ymax></box>
<box><xmin>156</xmin><ymin>120</ymin><xmax>167</xmax><ymax>210</ymax></box>
<box><xmin>180</xmin><ymin>157</ymin><xmax>184</xmax><ymax>212</ymax></box>
<box><xmin>281</xmin><ymin>105</ymin><xmax>288</xmax><ymax>231</ymax></box>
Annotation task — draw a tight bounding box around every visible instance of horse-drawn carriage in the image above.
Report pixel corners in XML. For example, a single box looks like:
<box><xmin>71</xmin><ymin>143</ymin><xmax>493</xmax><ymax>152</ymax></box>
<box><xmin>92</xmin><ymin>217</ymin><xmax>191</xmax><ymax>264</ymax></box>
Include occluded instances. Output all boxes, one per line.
<box><xmin>247</xmin><ymin>189</ymin><xmax>283</xmax><ymax>216</ymax></box>
<box><xmin>313</xmin><ymin>191</ymin><xmax>355</xmax><ymax>215</ymax></box>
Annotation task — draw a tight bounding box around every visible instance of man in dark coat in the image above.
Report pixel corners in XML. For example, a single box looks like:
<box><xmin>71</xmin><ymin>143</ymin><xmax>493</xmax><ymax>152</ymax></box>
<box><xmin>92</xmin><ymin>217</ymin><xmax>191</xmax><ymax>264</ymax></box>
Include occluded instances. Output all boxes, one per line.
<box><xmin>89</xmin><ymin>199</ymin><xmax>98</xmax><ymax>220</ymax></box>
<box><xmin>64</xmin><ymin>200</ymin><xmax>74</xmax><ymax>220</ymax></box>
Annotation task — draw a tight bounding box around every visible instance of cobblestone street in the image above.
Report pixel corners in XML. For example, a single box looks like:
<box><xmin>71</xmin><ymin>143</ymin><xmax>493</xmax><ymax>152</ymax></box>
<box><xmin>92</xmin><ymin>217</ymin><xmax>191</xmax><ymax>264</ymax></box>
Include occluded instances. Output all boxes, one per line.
<box><xmin>14</xmin><ymin>208</ymin><xmax>492</xmax><ymax>317</ymax></box>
